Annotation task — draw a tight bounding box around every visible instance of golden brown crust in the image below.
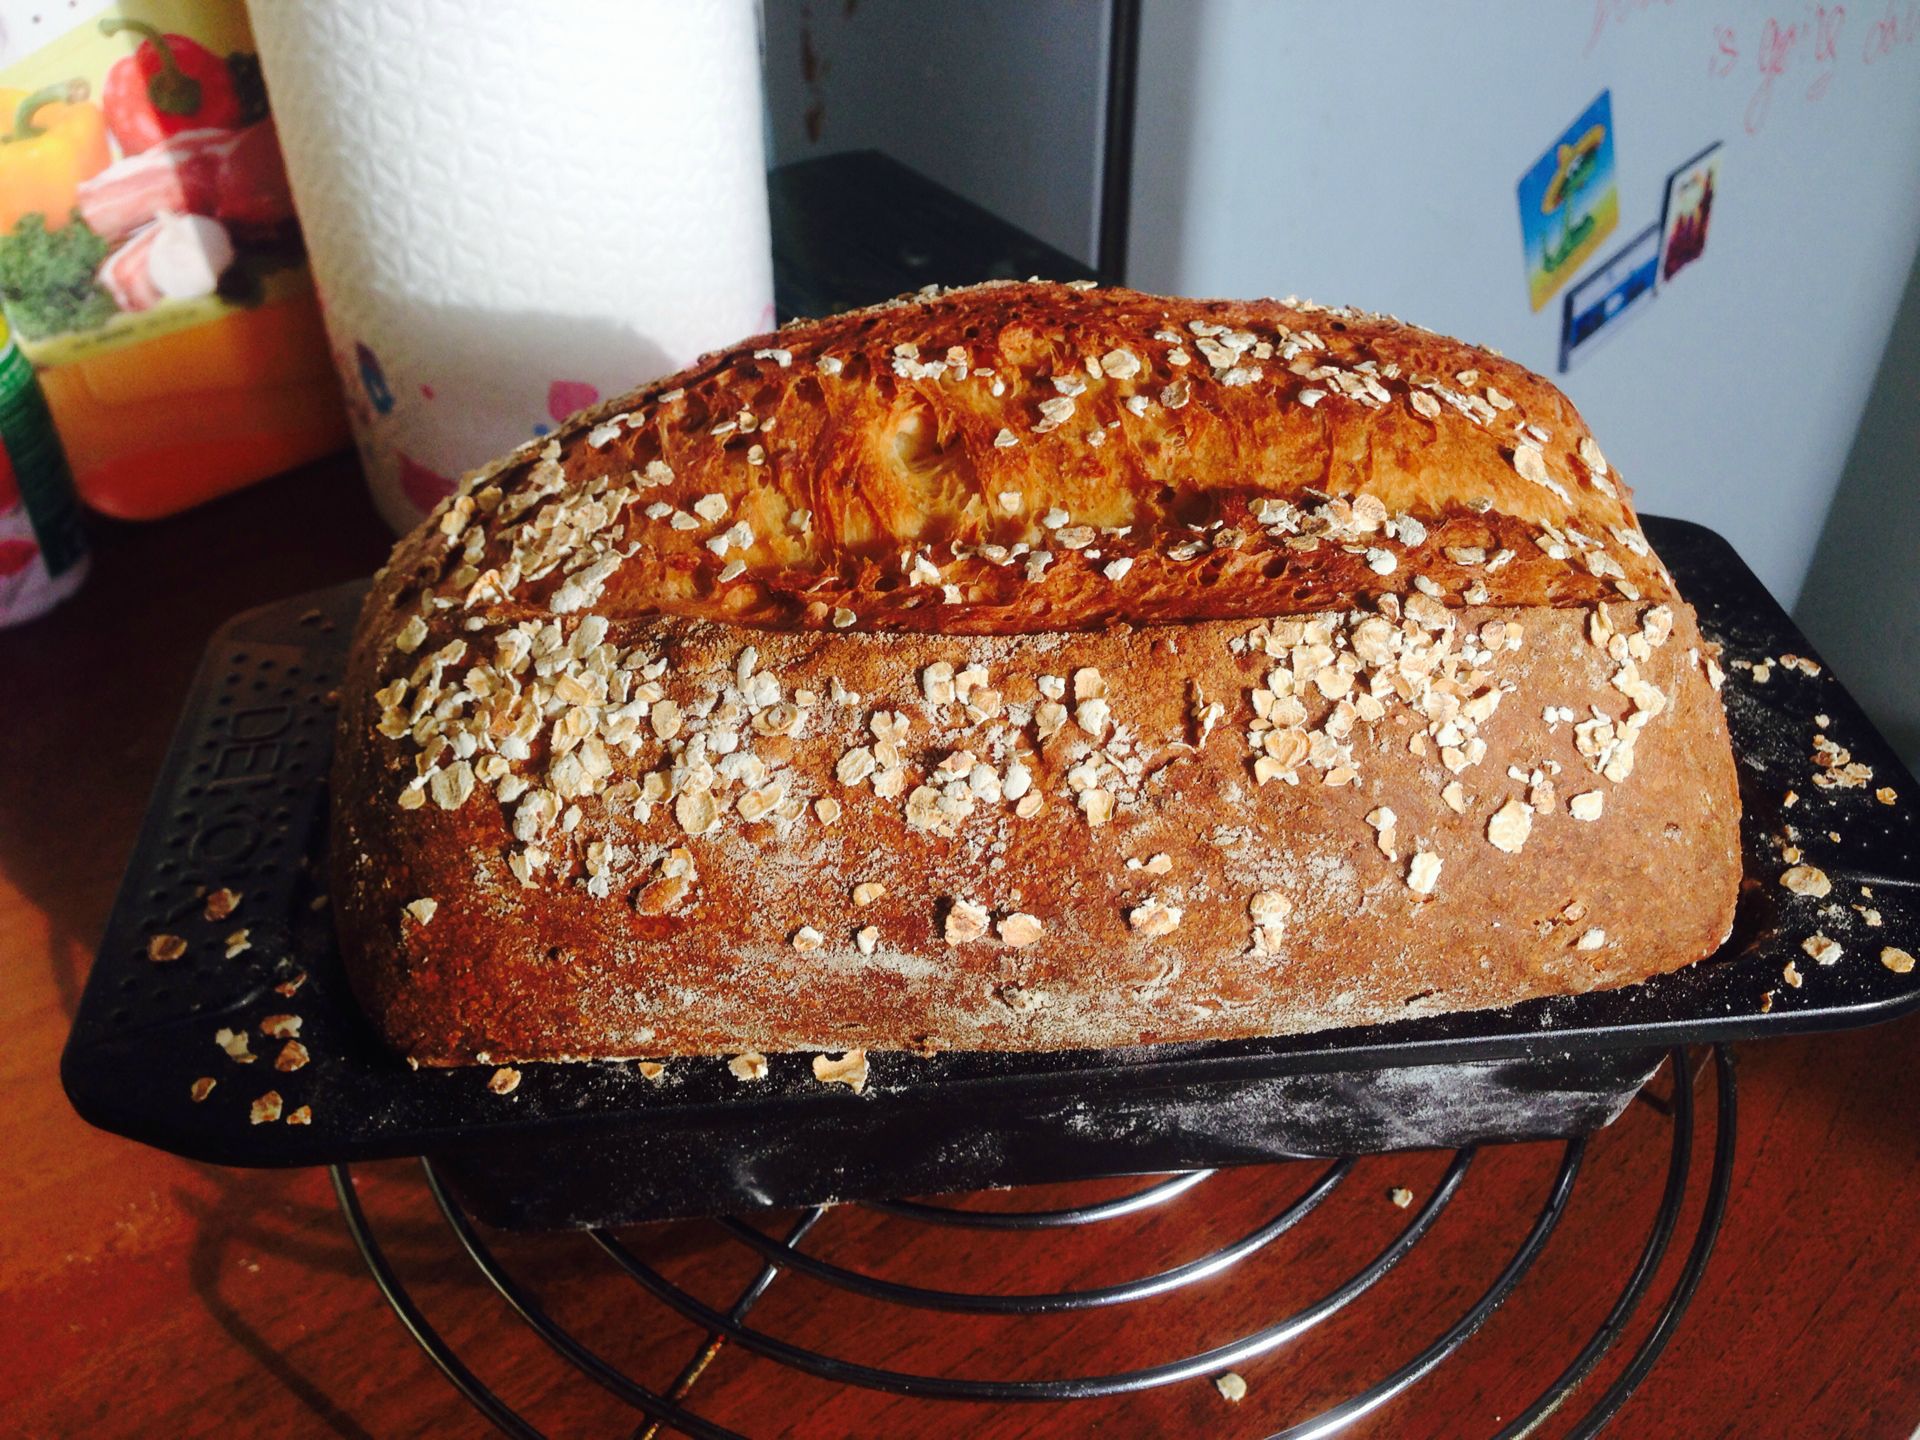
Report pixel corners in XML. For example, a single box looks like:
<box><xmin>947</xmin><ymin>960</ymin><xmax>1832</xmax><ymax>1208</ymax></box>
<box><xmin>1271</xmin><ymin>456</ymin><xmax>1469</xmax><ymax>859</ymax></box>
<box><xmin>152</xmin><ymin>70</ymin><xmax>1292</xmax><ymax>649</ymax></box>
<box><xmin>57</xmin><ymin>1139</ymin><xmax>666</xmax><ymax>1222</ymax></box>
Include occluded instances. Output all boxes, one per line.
<box><xmin>390</xmin><ymin>280</ymin><xmax>1670</xmax><ymax>636</ymax></box>
<box><xmin>331</xmin><ymin>281</ymin><xmax>1740</xmax><ymax>1065</ymax></box>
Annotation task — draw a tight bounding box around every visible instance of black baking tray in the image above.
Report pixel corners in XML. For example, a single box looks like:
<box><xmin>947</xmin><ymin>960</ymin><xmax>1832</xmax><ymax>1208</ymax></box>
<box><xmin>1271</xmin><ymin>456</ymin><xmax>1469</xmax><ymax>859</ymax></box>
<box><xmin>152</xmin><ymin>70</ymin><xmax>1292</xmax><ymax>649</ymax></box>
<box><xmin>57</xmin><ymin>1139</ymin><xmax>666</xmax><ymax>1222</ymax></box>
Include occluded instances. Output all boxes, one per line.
<box><xmin>62</xmin><ymin>517</ymin><xmax>1920</xmax><ymax>1228</ymax></box>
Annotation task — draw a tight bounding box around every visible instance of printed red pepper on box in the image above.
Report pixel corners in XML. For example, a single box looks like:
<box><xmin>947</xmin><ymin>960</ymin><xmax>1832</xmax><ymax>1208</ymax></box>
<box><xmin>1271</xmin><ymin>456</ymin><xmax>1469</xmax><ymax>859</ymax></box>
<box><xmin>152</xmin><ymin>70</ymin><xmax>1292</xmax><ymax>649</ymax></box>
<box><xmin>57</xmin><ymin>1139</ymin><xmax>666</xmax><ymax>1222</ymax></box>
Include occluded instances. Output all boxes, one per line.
<box><xmin>98</xmin><ymin>18</ymin><xmax>244</xmax><ymax>155</ymax></box>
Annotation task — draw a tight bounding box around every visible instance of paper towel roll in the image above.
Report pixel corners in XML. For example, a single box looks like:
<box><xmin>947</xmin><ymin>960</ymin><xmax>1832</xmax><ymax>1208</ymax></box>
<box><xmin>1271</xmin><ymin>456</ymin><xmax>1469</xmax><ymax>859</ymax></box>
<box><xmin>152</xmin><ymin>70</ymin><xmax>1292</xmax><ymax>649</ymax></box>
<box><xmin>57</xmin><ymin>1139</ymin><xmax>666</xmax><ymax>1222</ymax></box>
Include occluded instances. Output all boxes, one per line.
<box><xmin>246</xmin><ymin>0</ymin><xmax>774</xmax><ymax>533</ymax></box>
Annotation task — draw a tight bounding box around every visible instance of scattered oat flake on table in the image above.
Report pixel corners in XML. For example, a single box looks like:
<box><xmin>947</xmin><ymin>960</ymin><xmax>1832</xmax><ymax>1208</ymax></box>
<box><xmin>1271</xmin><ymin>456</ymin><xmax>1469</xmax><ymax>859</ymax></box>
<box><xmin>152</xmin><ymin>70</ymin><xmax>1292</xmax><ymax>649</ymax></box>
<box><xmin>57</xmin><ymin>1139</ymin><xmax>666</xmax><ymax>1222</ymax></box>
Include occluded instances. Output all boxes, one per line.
<box><xmin>1877</xmin><ymin>788</ymin><xmax>1898</xmax><ymax>805</ymax></box>
<box><xmin>812</xmin><ymin>1049</ymin><xmax>869</xmax><ymax>1093</ymax></box>
<box><xmin>224</xmin><ymin>929</ymin><xmax>251</xmax><ymax>958</ymax></box>
<box><xmin>147</xmin><ymin>934</ymin><xmax>187</xmax><ymax>963</ymax></box>
<box><xmin>190</xmin><ymin>1077</ymin><xmax>217</xmax><ymax>1103</ymax></box>
<box><xmin>487</xmin><ymin>1066</ymin><xmax>522</xmax><ymax>1095</ymax></box>
<box><xmin>1883</xmin><ymin>947</ymin><xmax>1916</xmax><ymax>975</ymax></box>
<box><xmin>214</xmin><ymin>1027</ymin><xmax>255</xmax><ymax>1063</ymax></box>
<box><xmin>203</xmin><ymin>888</ymin><xmax>242</xmax><ymax>921</ymax></box>
<box><xmin>1215</xmin><ymin>1372</ymin><xmax>1248</xmax><ymax>1403</ymax></box>
<box><xmin>1779</xmin><ymin>865</ymin><xmax>1831</xmax><ymax>898</ymax></box>
<box><xmin>1389</xmin><ymin>1187</ymin><xmax>1414</xmax><ymax>1208</ymax></box>
<box><xmin>274</xmin><ymin>972</ymin><xmax>307</xmax><ymax>997</ymax></box>
<box><xmin>275</xmin><ymin>1041</ymin><xmax>310</xmax><ymax>1072</ymax></box>
<box><xmin>728</xmin><ymin>1052</ymin><xmax>769</xmax><ymax>1082</ymax></box>
<box><xmin>1782</xmin><ymin>961</ymin><xmax>1803</xmax><ymax>988</ymax></box>
<box><xmin>260</xmin><ymin>1014</ymin><xmax>302</xmax><ymax>1039</ymax></box>
<box><xmin>286</xmin><ymin>1105</ymin><xmax>312</xmax><ymax>1126</ymax></box>
<box><xmin>250</xmin><ymin>1091</ymin><xmax>283</xmax><ymax>1124</ymax></box>
<box><xmin>405</xmin><ymin>898</ymin><xmax>438</xmax><ymax>926</ymax></box>
<box><xmin>1802</xmin><ymin>934</ymin><xmax>1843</xmax><ymax>966</ymax></box>
<box><xmin>638</xmin><ymin>1061</ymin><xmax>666</xmax><ymax>1082</ymax></box>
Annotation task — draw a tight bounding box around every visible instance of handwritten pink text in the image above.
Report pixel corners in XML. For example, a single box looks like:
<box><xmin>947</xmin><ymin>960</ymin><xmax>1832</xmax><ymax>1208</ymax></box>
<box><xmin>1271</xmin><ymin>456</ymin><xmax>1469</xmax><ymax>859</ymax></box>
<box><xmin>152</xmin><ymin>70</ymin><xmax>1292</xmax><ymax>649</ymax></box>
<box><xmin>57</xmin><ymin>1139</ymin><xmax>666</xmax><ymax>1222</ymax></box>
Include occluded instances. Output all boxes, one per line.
<box><xmin>1713</xmin><ymin>2</ymin><xmax>1915</xmax><ymax>134</ymax></box>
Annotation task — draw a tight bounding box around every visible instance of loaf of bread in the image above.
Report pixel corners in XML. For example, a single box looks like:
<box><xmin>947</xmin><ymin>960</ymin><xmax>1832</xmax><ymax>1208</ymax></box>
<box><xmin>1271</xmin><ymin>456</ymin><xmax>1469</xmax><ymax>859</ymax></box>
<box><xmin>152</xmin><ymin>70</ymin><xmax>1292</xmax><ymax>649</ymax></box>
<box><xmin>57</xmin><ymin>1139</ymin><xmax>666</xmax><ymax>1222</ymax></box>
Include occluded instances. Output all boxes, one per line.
<box><xmin>331</xmin><ymin>280</ymin><xmax>1741</xmax><ymax>1066</ymax></box>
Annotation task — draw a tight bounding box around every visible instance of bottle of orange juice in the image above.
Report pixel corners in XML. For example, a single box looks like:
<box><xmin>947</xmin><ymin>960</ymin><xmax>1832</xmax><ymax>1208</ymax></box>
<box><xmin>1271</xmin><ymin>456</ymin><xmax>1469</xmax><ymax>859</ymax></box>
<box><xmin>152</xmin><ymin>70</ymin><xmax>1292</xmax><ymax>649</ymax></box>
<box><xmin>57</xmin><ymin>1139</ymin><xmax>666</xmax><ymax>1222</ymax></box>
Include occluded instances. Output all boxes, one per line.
<box><xmin>0</xmin><ymin>0</ymin><xmax>346</xmax><ymax>519</ymax></box>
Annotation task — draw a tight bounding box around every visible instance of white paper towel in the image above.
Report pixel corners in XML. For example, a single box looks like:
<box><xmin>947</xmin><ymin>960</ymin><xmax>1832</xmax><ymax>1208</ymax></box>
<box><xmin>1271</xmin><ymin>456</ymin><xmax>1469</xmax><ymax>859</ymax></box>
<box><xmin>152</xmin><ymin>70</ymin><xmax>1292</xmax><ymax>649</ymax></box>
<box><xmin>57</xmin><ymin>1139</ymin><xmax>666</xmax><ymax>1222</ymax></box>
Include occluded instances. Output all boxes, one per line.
<box><xmin>245</xmin><ymin>0</ymin><xmax>774</xmax><ymax>532</ymax></box>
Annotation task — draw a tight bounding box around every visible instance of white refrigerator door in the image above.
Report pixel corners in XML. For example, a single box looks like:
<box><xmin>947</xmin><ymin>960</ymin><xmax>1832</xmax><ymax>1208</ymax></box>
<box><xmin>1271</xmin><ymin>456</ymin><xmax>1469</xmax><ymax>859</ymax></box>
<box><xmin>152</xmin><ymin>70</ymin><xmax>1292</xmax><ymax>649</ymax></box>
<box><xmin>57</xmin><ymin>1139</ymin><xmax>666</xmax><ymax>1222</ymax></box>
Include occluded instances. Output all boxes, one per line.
<box><xmin>1130</xmin><ymin>0</ymin><xmax>1920</xmax><ymax>602</ymax></box>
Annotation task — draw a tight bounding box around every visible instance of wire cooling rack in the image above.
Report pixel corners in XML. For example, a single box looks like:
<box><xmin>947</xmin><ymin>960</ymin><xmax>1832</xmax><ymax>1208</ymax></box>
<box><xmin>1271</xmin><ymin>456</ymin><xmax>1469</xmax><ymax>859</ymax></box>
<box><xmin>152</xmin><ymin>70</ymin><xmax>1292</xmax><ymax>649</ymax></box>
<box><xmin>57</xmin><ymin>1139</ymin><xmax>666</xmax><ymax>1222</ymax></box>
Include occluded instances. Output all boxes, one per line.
<box><xmin>331</xmin><ymin>1045</ymin><xmax>1734</xmax><ymax>1439</ymax></box>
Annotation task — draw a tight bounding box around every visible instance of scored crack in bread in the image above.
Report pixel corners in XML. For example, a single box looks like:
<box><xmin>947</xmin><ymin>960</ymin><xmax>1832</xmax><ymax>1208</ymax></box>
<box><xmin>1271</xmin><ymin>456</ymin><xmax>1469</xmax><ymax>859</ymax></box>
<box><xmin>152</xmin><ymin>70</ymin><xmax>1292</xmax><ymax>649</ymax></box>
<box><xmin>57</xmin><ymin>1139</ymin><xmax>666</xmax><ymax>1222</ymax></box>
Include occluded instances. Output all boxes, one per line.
<box><xmin>331</xmin><ymin>279</ymin><xmax>1741</xmax><ymax>1066</ymax></box>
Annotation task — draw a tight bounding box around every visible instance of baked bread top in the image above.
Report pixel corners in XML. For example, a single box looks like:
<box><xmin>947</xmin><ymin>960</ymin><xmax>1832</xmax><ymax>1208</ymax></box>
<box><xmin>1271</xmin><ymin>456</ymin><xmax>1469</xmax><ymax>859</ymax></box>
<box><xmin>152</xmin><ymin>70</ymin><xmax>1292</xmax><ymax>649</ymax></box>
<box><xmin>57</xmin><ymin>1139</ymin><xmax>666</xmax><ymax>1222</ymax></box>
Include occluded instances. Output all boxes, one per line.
<box><xmin>334</xmin><ymin>281</ymin><xmax>1736</xmax><ymax>1063</ymax></box>
<box><xmin>400</xmin><ymin>280</ymin><xmax>1670</xmax><ymax>637</ymax></box>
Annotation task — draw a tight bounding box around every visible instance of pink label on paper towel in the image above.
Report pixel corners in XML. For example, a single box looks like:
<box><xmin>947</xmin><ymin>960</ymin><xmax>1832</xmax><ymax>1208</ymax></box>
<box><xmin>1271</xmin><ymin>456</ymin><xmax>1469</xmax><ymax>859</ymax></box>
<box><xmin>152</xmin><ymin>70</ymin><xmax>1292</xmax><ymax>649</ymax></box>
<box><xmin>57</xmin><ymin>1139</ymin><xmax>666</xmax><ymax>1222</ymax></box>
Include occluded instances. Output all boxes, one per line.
<box><xmin>546</xmin><ymin>380</ymin><xmax>600</xmax><ymax>424</ymax></box>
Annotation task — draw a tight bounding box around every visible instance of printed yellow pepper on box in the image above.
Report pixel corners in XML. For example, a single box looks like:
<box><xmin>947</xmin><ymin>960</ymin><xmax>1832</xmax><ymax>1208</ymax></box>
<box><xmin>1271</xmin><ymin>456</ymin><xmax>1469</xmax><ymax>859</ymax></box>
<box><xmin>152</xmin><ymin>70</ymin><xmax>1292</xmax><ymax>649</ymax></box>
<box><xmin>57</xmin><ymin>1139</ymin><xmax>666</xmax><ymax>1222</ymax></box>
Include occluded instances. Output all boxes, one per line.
<box><xmin>0</xmin><ymin>82</ymin><xmax>112</xmax><ymax>234</ymax></box>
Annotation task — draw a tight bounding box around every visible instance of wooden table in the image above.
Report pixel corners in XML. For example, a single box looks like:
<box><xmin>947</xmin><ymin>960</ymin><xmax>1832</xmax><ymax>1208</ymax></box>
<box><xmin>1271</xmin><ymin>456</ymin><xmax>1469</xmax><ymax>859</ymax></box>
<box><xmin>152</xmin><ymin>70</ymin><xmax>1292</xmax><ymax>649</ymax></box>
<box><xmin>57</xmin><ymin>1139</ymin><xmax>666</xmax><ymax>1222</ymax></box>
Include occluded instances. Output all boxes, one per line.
<box><xmin>4</xmin><ymin>463</ymin><xmax>1918</xmax><ymax>1440</ymax></box>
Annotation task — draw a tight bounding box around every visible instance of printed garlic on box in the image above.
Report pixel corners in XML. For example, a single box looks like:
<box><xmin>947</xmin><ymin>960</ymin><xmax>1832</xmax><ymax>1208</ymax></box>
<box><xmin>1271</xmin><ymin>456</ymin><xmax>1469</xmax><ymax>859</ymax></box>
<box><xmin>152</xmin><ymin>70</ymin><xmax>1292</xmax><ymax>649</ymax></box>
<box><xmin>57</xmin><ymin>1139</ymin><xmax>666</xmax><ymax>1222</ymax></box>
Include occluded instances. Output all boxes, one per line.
<box><xmin>1517</xmin><ymin>90</ymin><xmax>1622</xmax><ymax>313</ymax></box>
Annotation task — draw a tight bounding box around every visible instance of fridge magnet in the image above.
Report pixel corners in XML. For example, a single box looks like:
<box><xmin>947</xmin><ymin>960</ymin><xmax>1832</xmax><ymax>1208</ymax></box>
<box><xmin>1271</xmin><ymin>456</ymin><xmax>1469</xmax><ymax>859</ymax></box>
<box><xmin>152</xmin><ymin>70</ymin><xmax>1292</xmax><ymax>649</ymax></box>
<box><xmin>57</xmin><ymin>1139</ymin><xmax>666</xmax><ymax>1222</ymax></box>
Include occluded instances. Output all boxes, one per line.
<box><xmin>1558</xmin><ymin>222</ymin><xmax>1660</xmax><ymax>372</ymax></box>
<box><xmin>1657</xmin><ymin>142</ymin><xmax>1721</xmax><ymax>288</ymax></box>
<box><xmin>1517</xmin><ymin>90</ymin><xmax>1622</xmax><ymax>312</ymax></box>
